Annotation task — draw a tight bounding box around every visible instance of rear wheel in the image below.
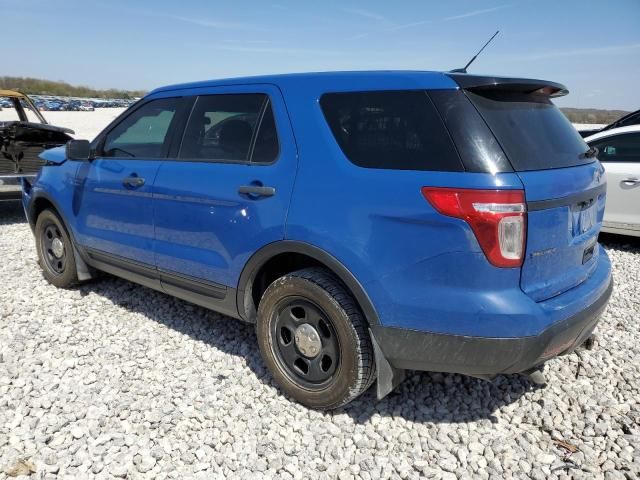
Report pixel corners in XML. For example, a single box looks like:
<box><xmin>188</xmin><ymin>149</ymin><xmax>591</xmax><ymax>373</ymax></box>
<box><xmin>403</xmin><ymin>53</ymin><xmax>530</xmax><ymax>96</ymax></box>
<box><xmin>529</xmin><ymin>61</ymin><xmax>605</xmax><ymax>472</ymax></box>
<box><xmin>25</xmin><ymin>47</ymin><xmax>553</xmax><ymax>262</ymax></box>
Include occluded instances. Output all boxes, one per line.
<box><xmin>35</xmin><ymin>209</ymin><xmax>78</xmax><ymax>288</ymax></box>
<box><xmin>256</xmin><ymin>268</ymin><xmax>375</xmax><ymax>409</ymax></box>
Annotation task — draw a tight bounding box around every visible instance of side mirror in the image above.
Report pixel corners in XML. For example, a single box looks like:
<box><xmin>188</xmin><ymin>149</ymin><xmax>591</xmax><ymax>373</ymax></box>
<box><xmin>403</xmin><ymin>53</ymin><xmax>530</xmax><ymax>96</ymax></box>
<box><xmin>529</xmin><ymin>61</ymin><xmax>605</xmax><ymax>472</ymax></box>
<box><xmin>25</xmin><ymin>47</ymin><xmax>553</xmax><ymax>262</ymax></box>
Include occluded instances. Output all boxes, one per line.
<box><xmin>66</xmin><ymin>139</ymin><xmax>92</xmax><ymax>161</ymax></box>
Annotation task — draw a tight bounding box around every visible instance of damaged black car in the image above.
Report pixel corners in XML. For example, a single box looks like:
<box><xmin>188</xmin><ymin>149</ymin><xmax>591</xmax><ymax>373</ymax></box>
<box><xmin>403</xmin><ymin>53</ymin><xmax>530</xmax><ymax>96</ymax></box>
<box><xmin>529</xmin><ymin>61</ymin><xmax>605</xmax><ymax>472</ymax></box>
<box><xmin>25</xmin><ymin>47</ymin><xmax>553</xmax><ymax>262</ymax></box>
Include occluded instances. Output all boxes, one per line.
<box><xmin>0</xmin><ymin>90</ymin><xmax>73</xmax><ymax>201</ymax></box>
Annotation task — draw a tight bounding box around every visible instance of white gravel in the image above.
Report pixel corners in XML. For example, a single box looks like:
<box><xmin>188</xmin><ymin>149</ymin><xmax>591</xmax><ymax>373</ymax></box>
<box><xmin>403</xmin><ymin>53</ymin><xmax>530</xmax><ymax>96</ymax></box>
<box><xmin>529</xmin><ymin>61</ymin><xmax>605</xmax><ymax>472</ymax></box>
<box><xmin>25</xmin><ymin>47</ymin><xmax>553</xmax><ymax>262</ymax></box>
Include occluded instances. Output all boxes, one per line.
<box><xmin>0</xmin><ymin>201</ymin><xmax>638</xmax><ymax>479</ymax></box>
<box><xmin>43</xmin><ymin>109</ymin><xmax>126</xmax><ymax>141</ymax></box>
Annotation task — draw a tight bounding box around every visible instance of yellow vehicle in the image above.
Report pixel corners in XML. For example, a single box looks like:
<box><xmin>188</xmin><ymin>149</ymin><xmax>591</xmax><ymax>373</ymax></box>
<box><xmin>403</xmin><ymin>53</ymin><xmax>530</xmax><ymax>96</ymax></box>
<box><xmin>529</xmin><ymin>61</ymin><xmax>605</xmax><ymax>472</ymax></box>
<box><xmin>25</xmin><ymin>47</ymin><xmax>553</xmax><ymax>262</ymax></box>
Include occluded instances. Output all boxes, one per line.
<box><xmin>0</xmin><ymin>89</ymin><xmax>73</xmax><ymax>201</ymax></box>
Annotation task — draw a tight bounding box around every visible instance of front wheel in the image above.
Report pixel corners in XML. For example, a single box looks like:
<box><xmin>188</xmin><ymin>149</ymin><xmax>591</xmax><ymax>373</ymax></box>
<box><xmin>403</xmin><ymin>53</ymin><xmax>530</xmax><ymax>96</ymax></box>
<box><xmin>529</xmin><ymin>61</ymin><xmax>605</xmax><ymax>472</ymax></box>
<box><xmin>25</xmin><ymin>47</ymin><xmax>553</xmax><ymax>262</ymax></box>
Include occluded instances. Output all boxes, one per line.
<box><xmin>256</xmin><ymin>268</ymin><xmax>375</xmax><ymax>409</ymax></box>
<box><xmin>35</xmin><ymin>209</ymin><xmax>79</xmax><ymax>288</ymax></box>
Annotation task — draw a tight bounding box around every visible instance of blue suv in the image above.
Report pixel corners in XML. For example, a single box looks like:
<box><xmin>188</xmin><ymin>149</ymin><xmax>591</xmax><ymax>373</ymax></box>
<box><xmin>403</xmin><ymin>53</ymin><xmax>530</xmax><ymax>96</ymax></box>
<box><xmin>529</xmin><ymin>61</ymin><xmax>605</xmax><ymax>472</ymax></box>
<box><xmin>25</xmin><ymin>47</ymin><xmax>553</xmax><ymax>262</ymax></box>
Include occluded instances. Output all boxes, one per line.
<box><xmin>22</xmin><ymin>71</ymin><xmax>613</xmax><ymax>409</ymax></box>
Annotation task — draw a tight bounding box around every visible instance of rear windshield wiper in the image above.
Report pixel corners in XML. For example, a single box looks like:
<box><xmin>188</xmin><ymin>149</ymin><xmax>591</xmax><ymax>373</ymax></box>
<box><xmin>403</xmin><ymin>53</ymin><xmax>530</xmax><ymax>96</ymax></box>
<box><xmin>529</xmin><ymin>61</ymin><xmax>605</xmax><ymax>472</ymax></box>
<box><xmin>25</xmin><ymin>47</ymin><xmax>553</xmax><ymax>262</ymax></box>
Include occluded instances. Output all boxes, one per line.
<box><xmin>581</xmin><ymin>146</ymin><xmax>598</xmax><ymax>159</ymax></box>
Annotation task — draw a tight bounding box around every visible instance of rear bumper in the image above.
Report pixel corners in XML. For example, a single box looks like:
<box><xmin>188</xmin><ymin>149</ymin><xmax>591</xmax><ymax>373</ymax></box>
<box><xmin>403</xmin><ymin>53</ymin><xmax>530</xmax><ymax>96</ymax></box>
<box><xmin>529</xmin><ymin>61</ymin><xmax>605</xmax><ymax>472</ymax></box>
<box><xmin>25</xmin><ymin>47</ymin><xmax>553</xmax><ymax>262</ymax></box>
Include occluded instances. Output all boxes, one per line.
<box><xmin>371</xmin><ymin>253</ymin><xmax>613</xmax><ymax>375</ymax></box>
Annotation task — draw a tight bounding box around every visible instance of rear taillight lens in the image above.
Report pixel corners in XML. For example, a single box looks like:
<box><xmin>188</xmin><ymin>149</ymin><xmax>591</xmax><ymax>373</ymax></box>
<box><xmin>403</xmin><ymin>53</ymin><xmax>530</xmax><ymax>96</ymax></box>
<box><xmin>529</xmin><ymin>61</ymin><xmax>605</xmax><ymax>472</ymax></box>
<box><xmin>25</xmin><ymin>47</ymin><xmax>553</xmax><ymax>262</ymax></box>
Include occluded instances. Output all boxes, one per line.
<box><xmin>421</xmin><ymin>187</ymin><xmax>527</xmax><ymax>268</ymax></box>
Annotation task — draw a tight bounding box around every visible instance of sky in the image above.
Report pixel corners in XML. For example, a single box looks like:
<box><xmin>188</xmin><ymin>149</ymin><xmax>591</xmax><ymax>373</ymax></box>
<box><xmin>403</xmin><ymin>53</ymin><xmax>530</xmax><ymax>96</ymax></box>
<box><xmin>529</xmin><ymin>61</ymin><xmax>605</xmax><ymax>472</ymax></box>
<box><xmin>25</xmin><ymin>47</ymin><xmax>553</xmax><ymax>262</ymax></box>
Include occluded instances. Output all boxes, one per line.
<box><xmin>2</xmin><ymin>0</ymin><xmax>639</xmax><ymax>110</ymax></box>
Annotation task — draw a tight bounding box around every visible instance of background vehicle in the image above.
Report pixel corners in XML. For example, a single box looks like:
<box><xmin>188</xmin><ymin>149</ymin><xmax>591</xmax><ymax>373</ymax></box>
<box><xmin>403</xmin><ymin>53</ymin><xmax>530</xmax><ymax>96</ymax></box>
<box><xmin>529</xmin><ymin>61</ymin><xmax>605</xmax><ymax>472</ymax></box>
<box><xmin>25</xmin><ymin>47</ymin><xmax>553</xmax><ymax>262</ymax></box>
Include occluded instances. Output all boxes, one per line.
<box><xmin>23</xmin><ymin>71</ymin><xmax>612</xmax><ymax>409</ymax></box>
<box><xmin>587</xmin><ymin>125</ymin><xmax>640</xmax><ymax>237</ymax></box>
<box><xmin>579</xmin><ymin>108</ymin><xmax>640</xmax><ymax>138</ymax></box>
<box><xmin>0</xmin><ymin>89</ymin><xmax>73</xmax><ymax>201</ymax></box>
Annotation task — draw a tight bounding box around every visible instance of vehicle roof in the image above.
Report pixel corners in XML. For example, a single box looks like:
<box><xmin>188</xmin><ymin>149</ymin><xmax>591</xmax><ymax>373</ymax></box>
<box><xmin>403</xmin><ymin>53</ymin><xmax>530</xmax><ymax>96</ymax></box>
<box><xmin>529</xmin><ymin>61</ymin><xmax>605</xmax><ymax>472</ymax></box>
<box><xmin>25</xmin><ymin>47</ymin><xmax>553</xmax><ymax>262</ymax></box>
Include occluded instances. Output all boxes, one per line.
<box><xmin>0</xmin><ymin>89</ymin><xmax>27</xmax><ymax>99</ymax></box>
<box><xmin>149</xmin><ymin>70</ymin><xmax>458</xmax><ymax>94</ymax></box>
<box><xmin>585</xmin><ymin>124</ymin><xmax>640</xmax><ymax>142</ymax></box>
<box><xmin>149</xmin><ymin>70</ymin><xmax>568</xmax><ymax>99</ymax></box>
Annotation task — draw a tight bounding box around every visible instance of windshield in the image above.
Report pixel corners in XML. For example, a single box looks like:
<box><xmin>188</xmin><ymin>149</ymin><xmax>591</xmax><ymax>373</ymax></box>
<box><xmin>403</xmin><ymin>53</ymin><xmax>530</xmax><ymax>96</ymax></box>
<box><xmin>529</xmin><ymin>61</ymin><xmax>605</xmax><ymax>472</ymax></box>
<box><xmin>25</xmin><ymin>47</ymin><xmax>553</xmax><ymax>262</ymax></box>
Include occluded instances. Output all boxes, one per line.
<box><xmin>467</xmin><ymin>91</ymin><xmax>592</xmax><ymax>171</ymax></box>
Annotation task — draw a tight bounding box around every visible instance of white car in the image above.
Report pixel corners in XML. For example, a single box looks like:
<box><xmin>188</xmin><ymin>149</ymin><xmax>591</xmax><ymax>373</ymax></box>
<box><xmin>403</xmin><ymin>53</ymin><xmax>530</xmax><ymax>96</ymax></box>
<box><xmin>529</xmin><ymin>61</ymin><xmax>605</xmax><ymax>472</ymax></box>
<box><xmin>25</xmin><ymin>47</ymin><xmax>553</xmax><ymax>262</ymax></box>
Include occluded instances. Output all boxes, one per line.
<box><xmin>586</xmin><ymin>125</ymin><xmax>640</xmax><ymax>237</ymax></box>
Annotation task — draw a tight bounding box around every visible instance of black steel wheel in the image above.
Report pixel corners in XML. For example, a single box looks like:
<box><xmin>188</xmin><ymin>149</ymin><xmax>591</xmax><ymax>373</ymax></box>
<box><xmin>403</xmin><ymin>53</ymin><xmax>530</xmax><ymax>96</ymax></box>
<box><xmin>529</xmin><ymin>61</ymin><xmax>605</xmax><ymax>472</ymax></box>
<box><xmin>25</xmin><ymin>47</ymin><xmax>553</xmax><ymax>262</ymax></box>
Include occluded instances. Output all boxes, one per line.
<box><xmin>35</xmin><ymin>209</ymin><xmax>79</xmax><ymax>288</ymax></box>
<box><xmin>257</xmin><ymin>268</ymin><xmax>375</xmax><ymax>409</ymax></box>
<box><xmin>272</xmin><ymin>297</ymin><xmax>340</xmax><ymax>389</ymax></box>
<box><xmin>40</xmin><ymin>223</ymin><xmax>67</xmax><ymax>275</ymax></box>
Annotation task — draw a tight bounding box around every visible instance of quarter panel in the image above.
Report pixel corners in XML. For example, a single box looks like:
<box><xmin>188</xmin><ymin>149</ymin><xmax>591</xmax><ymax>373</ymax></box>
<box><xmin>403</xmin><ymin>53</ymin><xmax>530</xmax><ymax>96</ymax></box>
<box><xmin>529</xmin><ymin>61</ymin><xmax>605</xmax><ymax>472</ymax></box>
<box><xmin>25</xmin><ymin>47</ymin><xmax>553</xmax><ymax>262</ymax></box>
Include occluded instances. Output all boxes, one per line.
<box><xmin>281</xmin><ymin>82</ymin><xmax>528</xmax><ymax>333</ymax></box>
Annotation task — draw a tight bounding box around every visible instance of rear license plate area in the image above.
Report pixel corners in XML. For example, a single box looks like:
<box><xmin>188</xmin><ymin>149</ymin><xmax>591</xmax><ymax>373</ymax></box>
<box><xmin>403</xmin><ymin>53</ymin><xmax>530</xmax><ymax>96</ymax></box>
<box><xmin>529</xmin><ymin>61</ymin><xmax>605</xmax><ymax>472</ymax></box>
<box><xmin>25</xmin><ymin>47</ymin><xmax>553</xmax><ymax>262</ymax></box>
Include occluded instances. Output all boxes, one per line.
<box><xmin>582</xmin><ymin>238</ymin><xmax>596</xmax><ymax>264</ymax></box>
<box><xmin>578</xmin><ymin>202</ymin><xmax>597</xmax><ymax>234</ymax></box>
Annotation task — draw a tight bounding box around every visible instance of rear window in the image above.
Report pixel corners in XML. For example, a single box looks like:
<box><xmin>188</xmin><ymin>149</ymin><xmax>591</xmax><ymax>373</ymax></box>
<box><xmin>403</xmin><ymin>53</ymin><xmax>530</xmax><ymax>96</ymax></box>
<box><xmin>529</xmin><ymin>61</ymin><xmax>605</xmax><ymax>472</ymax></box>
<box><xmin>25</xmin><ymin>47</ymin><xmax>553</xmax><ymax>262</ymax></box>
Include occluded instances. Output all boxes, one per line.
<box><xmin>320</xmin><ymin>90</ymin><xmax>463</xmax><ymax>171</ymax></box>
<box><xmin>466</xmin><ymin>91</ymin><xmax>591</xmax><ymax>171</ymax></box>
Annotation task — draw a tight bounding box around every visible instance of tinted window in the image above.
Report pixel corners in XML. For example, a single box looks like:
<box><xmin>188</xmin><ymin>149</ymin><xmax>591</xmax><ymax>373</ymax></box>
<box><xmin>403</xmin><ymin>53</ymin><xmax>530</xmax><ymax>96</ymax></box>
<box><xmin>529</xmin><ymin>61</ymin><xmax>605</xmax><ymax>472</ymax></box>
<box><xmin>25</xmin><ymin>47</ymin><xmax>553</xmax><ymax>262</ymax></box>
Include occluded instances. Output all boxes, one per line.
<box><xmin>102</xmin><ymin>98</ymin><xmax>179</xmax><ymax>158</ymax></box>
<box><xmin>428</xmin><ymin>90</ymin><xmax>512</xmax><ymax>173</ymax></box>
<box><xmin>467</xmin><ymin>91</ymin><xmax>591</xmax><ymax>171</ymax></box>
<box><xmin>179</xmin><ymin>94</ymin><xmax>267</xmax><ymax>162</ymax></box>
<box><xmin>590</xmin><ymin>133</ymin><xmax>640</xmax><ymax>163</ymax></box>
<box><xmin>252</xmin><ymin>101</ymin><xmax>279</xmax><ymax>164</ymax></box>
<box><xmin>320</xmin><ymin>91</ymin><xmax>463</xmax><ymax>171</ymax></box>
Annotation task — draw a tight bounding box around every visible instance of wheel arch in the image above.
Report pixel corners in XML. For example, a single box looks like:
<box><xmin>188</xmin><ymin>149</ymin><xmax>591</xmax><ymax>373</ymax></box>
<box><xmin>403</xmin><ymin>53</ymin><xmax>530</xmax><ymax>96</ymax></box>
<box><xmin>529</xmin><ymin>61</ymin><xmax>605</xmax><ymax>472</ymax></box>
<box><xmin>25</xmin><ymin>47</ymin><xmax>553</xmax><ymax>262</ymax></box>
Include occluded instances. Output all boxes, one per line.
<box><xmin>236</xmin><ymin>241</ymin><xmax>380</xmax><ymax>327</ymax></box>
<box><xmin>29</xmin><ymin>191</ymin><xmax>93</xmax><ymax>281</ymax></box>
<box><xmin>28</xmin><ymin>193</ymin><xmax>58</xmax><ymax>230</ymax></box>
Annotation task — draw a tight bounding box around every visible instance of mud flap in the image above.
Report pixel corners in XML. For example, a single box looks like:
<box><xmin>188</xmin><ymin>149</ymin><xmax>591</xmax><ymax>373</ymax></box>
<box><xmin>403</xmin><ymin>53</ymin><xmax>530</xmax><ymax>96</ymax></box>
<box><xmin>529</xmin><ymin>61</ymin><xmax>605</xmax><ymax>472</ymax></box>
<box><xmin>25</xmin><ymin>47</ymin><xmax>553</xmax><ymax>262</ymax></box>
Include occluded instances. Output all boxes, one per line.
<box><xmin>369</xmin><ymin>328</ymin><xmax>406</xmax><ymax>399</ymax></box>
<box><xmin>73</xmin><ymin>245</ymin><xmax>93</xmax><ymax>281</ymax></box>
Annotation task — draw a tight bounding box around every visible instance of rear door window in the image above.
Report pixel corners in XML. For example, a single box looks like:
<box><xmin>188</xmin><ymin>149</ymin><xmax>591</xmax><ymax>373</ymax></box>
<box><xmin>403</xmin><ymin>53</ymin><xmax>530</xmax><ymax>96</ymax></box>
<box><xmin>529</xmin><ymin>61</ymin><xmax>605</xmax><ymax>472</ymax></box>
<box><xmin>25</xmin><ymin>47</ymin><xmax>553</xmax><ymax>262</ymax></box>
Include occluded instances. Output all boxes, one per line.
<box><xmin>320</xmin><ymin>90</ymin><xmax>463</xmax><ymax>171</ymax></box>
<box><xmin>590</xmin><ymin>133</ymin><xmax>640</xmax><ymax>163</ymax></box>
<box><xmin>252</xmin><ymin>101</ymin><xmax>280</xmax><ymax>164</ymax></box>
<box><xmin>179</xmin><ymin>94</ymin><xmax>274</xmax><ymax>162</ymax></box>
<box><xmin>466</xmin><ymin>91</ymin><xmax>591</xmax><ymax>171</ymax></box>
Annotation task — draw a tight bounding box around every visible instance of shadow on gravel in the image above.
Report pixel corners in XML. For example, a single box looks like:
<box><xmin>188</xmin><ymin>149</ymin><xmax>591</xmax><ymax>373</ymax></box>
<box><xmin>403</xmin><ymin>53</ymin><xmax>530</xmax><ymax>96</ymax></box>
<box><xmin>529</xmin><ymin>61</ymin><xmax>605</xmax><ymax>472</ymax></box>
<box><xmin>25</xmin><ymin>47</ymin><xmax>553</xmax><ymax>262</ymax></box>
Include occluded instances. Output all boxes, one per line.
<box><xmin>0</xmin><ymin>201</ymin><xmax>26</xmax><ymax>225</ymax></box>
<box><xmin>599</xmin><ymin>232</ymin><xmax>640</xmax><ymax>251</ymax></box>
<box><xmin>340</xmin><ymin>372</ymin><xmax>543</xmax><ymax>424</ymax></box>
<box><xmin>75</xmin><ymin>273</ymin><xmax>542</xmax><ymax>424</ymax></box>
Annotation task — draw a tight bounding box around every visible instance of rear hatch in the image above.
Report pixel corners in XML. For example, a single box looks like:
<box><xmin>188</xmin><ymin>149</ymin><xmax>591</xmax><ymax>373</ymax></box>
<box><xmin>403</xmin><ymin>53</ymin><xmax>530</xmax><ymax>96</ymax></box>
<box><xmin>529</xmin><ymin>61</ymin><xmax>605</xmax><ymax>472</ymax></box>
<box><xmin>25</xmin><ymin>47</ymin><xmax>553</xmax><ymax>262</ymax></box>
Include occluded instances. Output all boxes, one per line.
<box><xmin>449</xmin><ymin>74</ymin><xmax>606</xmax><ymax>302</ymax></box>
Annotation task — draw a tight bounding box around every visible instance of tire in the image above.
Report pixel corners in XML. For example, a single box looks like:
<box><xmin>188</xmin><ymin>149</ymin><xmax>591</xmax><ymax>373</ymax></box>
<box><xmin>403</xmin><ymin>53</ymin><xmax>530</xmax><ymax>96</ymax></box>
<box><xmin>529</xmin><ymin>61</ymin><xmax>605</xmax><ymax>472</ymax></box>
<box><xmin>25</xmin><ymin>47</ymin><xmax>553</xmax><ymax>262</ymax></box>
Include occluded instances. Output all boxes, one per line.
<box><xmin>256</xmin><ymin>267</ymin><xmax>375</xmax><ymax>409</ymax></box>
<box><xmin>35</xmin><ymin>209</ymin><xmax>79</xmax><ymax>288</ymax></box>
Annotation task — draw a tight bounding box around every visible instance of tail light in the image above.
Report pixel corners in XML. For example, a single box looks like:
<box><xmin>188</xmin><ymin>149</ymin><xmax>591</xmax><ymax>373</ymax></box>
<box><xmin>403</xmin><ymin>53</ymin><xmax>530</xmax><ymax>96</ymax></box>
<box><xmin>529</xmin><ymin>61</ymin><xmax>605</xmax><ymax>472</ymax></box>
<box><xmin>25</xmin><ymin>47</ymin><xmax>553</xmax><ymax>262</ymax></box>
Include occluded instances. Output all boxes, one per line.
<box><xmin>421</xmin><ymin>187</ymin><xmax>527</xmax><ymax>268</ymax></box>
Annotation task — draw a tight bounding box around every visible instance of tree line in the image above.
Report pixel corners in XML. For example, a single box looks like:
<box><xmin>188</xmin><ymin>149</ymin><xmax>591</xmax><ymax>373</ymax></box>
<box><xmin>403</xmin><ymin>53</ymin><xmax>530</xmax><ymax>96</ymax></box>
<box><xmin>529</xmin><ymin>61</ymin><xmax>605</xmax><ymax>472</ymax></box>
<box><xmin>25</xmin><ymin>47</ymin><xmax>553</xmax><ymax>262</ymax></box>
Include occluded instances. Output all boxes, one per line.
<box><xmin>0</xmin><ymin>76</ymin><xmax>633</xmax><ymax>123</ymax></box>
<box><xmin>560</xmin><ymin>108</ymin><xmax>630</xmax><ymax>125</ymax></box>
<box><xmin>0</xmin><ymin>76</ymin><xmax>146</xmax><ymax>99</ymax></box>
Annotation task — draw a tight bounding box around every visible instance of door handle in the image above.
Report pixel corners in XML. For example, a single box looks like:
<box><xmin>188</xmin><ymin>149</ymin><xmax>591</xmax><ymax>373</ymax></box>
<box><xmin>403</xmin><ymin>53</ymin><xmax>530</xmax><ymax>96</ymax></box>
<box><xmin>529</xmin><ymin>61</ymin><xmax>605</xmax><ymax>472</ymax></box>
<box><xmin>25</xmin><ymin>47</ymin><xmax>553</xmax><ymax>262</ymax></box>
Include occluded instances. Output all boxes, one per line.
<box><xmin>622</xmin><ymin>178</ymin><xmax>639</xmax><ymax>186</ymax></box>
<box><xmin>123</xmin><ymin>176</ymin><xmax>145</xmax><ymax>188</ymax></box>
<box><xmin>238</xmin><ymin>185</ymin><xmax>276</xmax><ymax>197</ymax></box>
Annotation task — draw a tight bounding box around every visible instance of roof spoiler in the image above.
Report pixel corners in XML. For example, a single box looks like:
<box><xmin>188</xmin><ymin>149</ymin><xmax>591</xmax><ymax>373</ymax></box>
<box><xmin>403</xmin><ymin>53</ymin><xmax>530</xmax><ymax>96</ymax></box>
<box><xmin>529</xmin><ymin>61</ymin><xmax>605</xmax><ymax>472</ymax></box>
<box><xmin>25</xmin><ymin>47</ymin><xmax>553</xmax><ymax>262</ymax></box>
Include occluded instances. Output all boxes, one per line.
<box><xmin>446</xmin><ymin>73</ymin><xmax>569</xmax><ymax>98</ymax></box>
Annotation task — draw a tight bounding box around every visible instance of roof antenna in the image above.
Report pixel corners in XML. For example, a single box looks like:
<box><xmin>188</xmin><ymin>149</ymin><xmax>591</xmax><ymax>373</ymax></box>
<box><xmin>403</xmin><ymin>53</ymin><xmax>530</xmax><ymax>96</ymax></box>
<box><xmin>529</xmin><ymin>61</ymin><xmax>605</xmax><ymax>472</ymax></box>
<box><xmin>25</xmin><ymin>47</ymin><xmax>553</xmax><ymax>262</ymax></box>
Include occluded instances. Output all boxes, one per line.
<box><xmin>450</xmin><ymin>30</ymin><xmax>500</xmax><ymax>74</ymax></box>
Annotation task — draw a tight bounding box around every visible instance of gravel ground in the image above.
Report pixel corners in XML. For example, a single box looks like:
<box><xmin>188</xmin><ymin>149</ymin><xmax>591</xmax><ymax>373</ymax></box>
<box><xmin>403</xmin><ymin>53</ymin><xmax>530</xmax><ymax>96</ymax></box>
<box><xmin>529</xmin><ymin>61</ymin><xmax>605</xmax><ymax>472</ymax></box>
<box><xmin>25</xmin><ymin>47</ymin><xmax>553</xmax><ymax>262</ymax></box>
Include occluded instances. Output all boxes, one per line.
<box><xmin>0</xmin><ymin>201</ymin><xmax>638</xmax><ymax>480</ymax></box>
